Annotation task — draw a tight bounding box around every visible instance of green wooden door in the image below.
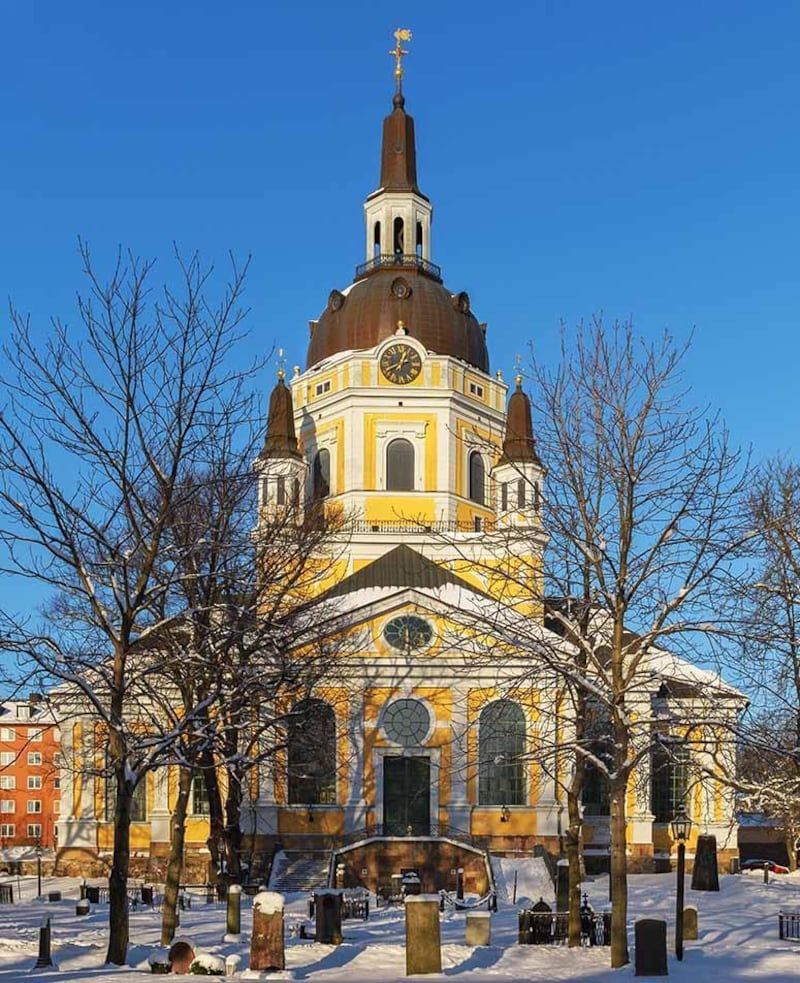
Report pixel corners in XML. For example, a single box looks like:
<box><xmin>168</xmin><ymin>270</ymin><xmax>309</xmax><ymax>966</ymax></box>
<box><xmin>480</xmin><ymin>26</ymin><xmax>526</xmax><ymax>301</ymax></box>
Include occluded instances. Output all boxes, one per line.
<box><xmin>383</xmin><ymin>756</ymin><xmax>431</xmax><ymax>835</ymax></box>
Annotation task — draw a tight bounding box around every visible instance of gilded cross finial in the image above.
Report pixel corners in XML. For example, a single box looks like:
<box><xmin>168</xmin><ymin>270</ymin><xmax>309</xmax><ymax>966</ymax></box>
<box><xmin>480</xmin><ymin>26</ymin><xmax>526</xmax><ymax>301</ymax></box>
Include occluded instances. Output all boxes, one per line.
<box><xmin>277</xmin><ymin>347</ymin><xmax>286</xmax><ymax>381</ymax></box>
<box><xmin>514</xmin><ymin>353</ymin><xmax>523</xmax><ymax>387</ymax></box>
<box><xmin>391</xmin><ymin>28</ymin><xmax>412</xmax><ymax>89</ymax></box>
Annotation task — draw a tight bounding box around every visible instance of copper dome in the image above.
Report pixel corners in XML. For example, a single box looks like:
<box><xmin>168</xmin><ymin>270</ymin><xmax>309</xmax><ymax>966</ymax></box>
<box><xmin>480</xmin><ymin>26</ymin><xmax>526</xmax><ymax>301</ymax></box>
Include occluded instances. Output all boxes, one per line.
<box><xmin>307</xmin><ymin>268</ymin><xmax>489</xmax><ymax>373</ymax></box>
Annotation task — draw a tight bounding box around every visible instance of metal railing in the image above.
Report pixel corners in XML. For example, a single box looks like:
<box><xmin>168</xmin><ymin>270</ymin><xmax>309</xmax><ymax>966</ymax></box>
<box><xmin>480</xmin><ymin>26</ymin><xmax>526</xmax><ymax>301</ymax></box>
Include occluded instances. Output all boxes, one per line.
<box><xmin>355</xmin><ymin>254</ymin><xmax>442</xmax><ymax>281</ymax></box>
<box><xmin>351</xmin><ymin>519</ymin><xmax>496</xmax><ymax>535</ymax></box>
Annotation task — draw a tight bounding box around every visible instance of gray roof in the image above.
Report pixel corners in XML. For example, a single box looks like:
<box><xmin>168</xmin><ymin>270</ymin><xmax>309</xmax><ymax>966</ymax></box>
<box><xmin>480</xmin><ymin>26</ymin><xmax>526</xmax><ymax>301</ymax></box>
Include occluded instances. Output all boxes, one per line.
<box><xmin>322</xmin><ymin>544</ymin><xmax>483</xmax><ymax>599</ymax></box>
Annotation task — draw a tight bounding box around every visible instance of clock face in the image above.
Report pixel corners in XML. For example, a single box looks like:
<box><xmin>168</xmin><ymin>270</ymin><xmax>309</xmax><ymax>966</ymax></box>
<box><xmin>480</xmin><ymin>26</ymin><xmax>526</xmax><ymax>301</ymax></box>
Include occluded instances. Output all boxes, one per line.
<box><xmin>380</xmin><ymin>343</ymin><xmax>422</xmax><ymax>384</ymax></box>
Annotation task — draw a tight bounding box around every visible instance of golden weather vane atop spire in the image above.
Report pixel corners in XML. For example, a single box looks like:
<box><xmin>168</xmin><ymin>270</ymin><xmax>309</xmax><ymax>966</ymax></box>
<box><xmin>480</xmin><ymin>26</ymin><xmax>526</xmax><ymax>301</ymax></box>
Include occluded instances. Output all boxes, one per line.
<box><xmin>390</xmin><ymin>28</ymin><xmax>412</xmax><ymax>88</ymax></box>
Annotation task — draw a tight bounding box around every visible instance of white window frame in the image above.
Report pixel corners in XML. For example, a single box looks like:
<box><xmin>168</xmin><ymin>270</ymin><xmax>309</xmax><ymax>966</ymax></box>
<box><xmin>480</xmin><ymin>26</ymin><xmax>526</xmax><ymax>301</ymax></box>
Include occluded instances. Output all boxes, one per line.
<box><xmin>27</xmin><ymin>800</ymin><xmax>41</xmax><ymax>814</ymax></box>
<box><xmin>27</xmin><ymin>752</ymin><xmax>42</xmax><ymax>767</ymax></box>
<box><xmin>0</xmin><ymin>824</ymin><xmax>14</xmax><ymax>837</ymax></box>
<box><xmin>28</xmin><ymin>728</ymin><xmax>43</xmax><ymax>743</ymax></box>
<box><xmin>0</xmin><ymin>777</ymin><xmax>15</xmax><ymax>790</ymax></box>
<box><xmin>0</xmin><ymin>752</ymin><xmax>14</xmax><ymax>767</ymax></box>
<box><xmin>375</xmin><ymin>421</ymin><xmax>427</xmax><ymax>491</ymax></box>
<box><xmin>0</xmin><ymin>801</ymin><xmax>14</xmax><ymax>814</ymax></box>
<box><xmin>0</xmin><ymin>728</ymin><xmax>15</xmax><ymax>741</ymax></box>
<box><xmin>27</xmin><ymin>776</ymin><xmax>42</xmax><ymax>790</ymax></box>
<box><xmin>26</xmin><ymin>823</ymin><xmax>41</xmax><ymax>838</ymax></box>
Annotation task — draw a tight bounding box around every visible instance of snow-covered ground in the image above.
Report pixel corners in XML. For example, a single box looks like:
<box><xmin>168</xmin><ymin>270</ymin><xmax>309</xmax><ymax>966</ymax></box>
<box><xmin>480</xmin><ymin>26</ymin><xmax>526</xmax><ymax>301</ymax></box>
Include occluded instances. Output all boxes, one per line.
<box><xmin>0</xmin><ymin>864</ymin><xmax>799</xmax><ymax>980</ymax></box>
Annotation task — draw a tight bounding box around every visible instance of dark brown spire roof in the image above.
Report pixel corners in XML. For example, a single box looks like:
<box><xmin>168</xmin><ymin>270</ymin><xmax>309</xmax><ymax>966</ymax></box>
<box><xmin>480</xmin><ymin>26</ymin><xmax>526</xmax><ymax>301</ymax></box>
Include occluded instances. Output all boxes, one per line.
<box><xmin>260</xmin><ymin>374</ymin><xmax>301</xmax><ymax>460</ymax></box>
<box><xmin>502</xmin><ymin>377</ymin><xmax>542</xmax><ymax>465</ymax></box>
<box><xmin>371</xmin><ymin>92</ymin><xmax>428</xmax><ymax>199</ymax></box>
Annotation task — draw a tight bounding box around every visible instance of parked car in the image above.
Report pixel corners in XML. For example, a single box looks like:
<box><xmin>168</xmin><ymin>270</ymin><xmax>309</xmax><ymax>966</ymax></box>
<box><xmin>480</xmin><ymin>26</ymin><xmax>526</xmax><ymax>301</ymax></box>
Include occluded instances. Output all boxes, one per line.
<box><xmin>740</xmin><ymin>858</ymin><xmax>790</xmax><ymax>873</ymax></box>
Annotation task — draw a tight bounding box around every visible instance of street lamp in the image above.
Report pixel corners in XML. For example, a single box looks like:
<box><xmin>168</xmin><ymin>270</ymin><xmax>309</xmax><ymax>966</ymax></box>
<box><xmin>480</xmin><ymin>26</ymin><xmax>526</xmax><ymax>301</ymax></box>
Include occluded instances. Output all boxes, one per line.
<box><xmin>35</xmin><ymin>839</ymin><xmax>43</xmax><ymax>899</ymax></box>
<box><xmin>670</xmin><ymin>805</ymin><xmax>691</xmax><ymax>961</ymax></box>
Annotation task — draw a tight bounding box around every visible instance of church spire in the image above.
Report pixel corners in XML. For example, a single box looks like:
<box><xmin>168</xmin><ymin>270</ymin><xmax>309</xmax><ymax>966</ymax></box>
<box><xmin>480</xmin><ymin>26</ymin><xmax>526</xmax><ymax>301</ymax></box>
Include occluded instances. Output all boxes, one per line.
<box><xmin>364</xmin><ymin>29</ymin><xmax>433</xmax><ymax>265</ymax></box>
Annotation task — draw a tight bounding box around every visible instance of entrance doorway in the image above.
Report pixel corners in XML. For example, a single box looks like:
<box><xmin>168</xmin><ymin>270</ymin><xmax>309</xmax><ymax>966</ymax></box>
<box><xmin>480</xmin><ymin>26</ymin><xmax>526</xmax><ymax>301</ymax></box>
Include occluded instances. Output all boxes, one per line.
<box><xmin>383</xmin><ymin>756</ymin><xmax>431</xmax><ymax>835</ymax></box>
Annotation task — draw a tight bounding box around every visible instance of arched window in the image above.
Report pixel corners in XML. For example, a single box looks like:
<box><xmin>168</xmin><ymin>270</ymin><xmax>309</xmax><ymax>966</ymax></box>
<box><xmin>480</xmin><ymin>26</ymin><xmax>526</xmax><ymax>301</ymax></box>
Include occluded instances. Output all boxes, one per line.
<box><xmin>393</xmin><ymin>217</ymin><xmax>405</xmax><ymax>255</ymax></box>
<box><xmin>387</xmin><ymin>438</ymin><xmax>414</xmax><ymax>491</ymax></box>
<box><xmin>373</xmin><ymin>221</ymin><xmax>381</xmax><ymax>257</ymax></box>
<box><xmin>288</xmin><ymin>698</ymin><xmax>337</xmax><ymax>805</ymax></box>
<box><xmin>517</xmin><ymin>478</ymin><xmax>526</xmax><ymax>509</ymax></box>
<box><xmin>312</xmin><ymin>449</ymin><xmax>330</xmax><ymax>499</ymax></box>
<box><xmin>478</xmin><ymin>700</ymin><xmax>525</xmax><ymax>805</ymax></box>
<box><xmin>469</xmin><ymin>451</ymin><xmax>485</xmax><ymax>505</ymax></box>
<box><xmin>416</xmin><ymin>221</ymin><xmax>423</xmax><ymax>256</ymax></box>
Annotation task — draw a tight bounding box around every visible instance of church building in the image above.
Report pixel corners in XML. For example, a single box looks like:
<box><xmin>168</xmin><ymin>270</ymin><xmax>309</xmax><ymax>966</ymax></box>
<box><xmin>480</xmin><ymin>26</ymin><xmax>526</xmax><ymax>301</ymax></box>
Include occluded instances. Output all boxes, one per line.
<box><xmin>54</xmin><ymin>36</ymin><xmax>741</xmax><ymax>890</ymax></box>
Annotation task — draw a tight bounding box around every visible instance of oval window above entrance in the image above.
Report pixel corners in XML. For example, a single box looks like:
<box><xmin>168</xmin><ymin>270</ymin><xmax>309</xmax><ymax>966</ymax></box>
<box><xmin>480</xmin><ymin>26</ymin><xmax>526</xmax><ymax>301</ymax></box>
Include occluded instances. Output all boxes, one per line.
<box><xmin>383</xmin><ymin>615</ymin><xmax>433</xmax><ymax>652</ymax></box>
<box><xmin>382</xmin><ymin>698</ymin><xmax>431</xmax><ymax>747</ymax></box>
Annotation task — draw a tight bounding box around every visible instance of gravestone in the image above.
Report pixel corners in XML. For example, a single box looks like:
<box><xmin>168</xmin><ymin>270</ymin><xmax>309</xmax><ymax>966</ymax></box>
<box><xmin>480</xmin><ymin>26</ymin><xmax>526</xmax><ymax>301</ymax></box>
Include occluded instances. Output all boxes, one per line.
<box><xmin>86</xmin><ymin>885</ymin><xmax>100</xmax><ymax>904</ymax></box>
<box><xmin>250</xmin><ymin>891</ymin><xmax>285</xmax><ymax>972</ymax></box>
<box><xmin>76</xmin><ymin>899</ymin><xmax>90</xmax><ymax>916</ymax></box>
<box><xmin>168</xmin><ymin>939</ymin><xmax>195</xmax><ymax>974</ymax></box>
<box><xmin>634</xmin><ymin>918</ymin><xmax>668</xmax><ymax>976</ymax></box>
<box><xmin>314</xmin><ymin>889</ymin><xmax>343</xmax><ymax>944</ymax></box>
<box><xmin>556</xmin><ymin>860</ymin><xmax>569</xmax><ymax>912</ymax></box>
<box><xmin>531</xmin><ymin>897</ymin><xmax>553</xmax><ymax>945</ymax></box>
<box><xmin>141</xmin><ymin>885</ymin><xmax>154</xmax><ymax>906</ymax></box>
<box><xmin>690</xmin><ymin>835</ymin><xmax>720</xmax><ymax>892</ymax></box>
<box><xmin>465</xmin><ymin>911</ymin><xmax>491</xmax><ymax>946</ymax></box>
<box><xmin>34</xmin><ymin>917</ymin><xmax>54</xmax><ymax>969</ymax></box>
<box><xmin>405</xmin><ymin>895</ymin><xmax>442</xmax><ymax>975</ymax></box>
<box><xmin>226</xmin><ymin>884</ymin><xmax>241</xmax><ymax>936</ymax></box>
<box><xmin>683</xmin><ymin>905</ymin><xmax>698</xmax><ymax>941</ymax></box>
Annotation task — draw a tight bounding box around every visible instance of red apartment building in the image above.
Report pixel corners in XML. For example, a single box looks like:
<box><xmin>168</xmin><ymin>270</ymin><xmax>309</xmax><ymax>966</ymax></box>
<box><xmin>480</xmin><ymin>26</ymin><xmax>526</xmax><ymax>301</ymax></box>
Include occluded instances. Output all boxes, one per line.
<box><xmin>0</xmin><ymin>696</ymin><xmax>60</xmax><ymax>849</ymax></box>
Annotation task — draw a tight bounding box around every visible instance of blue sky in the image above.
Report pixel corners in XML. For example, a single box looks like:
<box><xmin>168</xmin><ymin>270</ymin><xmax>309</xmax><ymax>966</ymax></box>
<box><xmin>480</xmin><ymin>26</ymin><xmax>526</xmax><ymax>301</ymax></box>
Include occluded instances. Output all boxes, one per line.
<box><xmin>1</xmin><ymin>0</ymin><xmax>798</xmax><ymax>463</ymax></box>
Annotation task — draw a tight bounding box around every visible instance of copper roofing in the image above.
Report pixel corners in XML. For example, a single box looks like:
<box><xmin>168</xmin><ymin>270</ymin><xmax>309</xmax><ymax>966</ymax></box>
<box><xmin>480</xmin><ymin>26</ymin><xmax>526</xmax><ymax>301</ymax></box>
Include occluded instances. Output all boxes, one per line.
<box><xmin>502</xmin><ymin>378</ymin><xmax>542</xmax><ymax>465</ymax></box>
<box><xmin>370</xmin><ymin>92</ymin><xmax>428</xmax><ymax>199</ymax></box>
<box><xmin>307</xmin><ymin>268</ymin><xmax>489</xmax><ymax>372</ymax></box>
<box><xmin>259</xmin><ymin>374</ymin><xmax>301</xmax><ymax>460</ymax></box>
<box><xmin>322</xmin><ymin>543</ymin><xmax>480</xmax><ymax>598</ymax></box>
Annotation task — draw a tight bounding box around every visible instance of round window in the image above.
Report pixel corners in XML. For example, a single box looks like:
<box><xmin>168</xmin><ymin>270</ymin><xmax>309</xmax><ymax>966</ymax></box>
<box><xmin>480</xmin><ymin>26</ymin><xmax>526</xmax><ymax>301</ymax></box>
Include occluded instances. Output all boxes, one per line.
<box><xmin>383</xmin><ymin>615</ymin><xmax>433</xmax><ymax>652</ymax></box>
<box><xmin>382</xmin><ymin>699</ymin><xmax>431</xmax><ymax>747</ymax></box>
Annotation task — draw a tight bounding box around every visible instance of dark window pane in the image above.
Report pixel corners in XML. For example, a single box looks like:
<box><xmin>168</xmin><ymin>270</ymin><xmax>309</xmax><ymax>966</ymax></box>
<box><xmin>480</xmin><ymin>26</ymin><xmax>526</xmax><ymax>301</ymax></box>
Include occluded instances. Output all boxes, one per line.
<box><xmin>469</xmin><ymin>452</ymin><xmax>485</xmax><ymax>505</ymax></box>
<box><xmin>478</xmin><ymin>700</ymin><xmax>525</xmax><ymax>805</ymax></box>
<box><xmin>313</xmin><ymin>449</ymin><xmax>330</xmax><ymax>499</ymax></box>
<box><xmin>288</xmin><ymin>699</ymin><xmax>337</xmax><ymax>805</ymax></box>
<box><xmin>650</xmin><ymin>742</ymin><xmax>689</xmax><ymax>822</ymax></box>
<box><xmin>387</xmin><ymin>439</ymin><xmax>414</xmax><ymax>491</ymax></box>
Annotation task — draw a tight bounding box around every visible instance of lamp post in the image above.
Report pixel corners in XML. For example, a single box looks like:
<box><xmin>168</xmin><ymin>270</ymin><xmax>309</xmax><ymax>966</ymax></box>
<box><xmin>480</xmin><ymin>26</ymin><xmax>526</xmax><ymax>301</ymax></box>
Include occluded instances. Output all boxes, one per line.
<box><xmin>671</xmin><ymin>805</ymin><xmax>691</xmax><ymax>961</ymax></box>
<box><xmin>35</xmin><ymin>839</ymin><xmax>42</xmax><ymax>899</ymax></box>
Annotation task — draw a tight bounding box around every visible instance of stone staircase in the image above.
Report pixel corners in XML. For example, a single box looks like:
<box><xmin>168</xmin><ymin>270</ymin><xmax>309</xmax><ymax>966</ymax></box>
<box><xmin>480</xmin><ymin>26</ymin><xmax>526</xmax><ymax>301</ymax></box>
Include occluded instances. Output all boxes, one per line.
<box><xmin>268</xmin><ymin>850</ymin><xmax>331</xmax><ymax>893</ymax></box>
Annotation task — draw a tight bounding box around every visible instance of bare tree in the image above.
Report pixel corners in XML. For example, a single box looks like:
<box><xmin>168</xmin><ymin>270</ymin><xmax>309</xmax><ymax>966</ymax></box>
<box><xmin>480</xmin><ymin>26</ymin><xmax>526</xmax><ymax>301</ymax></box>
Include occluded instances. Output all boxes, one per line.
<box><xmin>0</xmin><ymin>243</ymin><xmax>257</xmax><ymax>964</ymax></box>
<box><xmin>734</xmin><ymin>459</ymin><xmax>800</xmax><ymax>867</ymax></box>
<box><xmin>534</xmin><ymin>321</ymin><xmax>752</xmax><ymax>965</ymax></box>
<box><xmin>452</xmin><ymin>320</ymin><xmax>749</xmax><ymax>966</ymax></box>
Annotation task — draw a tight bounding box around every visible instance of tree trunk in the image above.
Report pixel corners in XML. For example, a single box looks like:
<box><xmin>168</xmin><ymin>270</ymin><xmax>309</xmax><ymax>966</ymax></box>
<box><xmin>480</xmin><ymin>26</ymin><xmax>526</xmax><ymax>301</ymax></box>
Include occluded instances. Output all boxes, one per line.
<box><xmin>224</xmin><ymin>770</ymin><xmax>244</xmax><ymax>883</ymax></box>
<box><xmin>609</xmin><ymin>776</ymin><xmax>629</xmax><ymax>967</ymax></box>
<box><xmin>106</xmin><ymin>773</ymin><xmax>132</xmax><ymax>965</ymax></box>
<box><xmin>161</xmin><ymin>766</ymin><xmax>192</xmax><ymax>945</ymax></box>
<box><xmin>566</xmin><ymin>787</ymin><xmax>583</xmax><ymax>947</ymax></box>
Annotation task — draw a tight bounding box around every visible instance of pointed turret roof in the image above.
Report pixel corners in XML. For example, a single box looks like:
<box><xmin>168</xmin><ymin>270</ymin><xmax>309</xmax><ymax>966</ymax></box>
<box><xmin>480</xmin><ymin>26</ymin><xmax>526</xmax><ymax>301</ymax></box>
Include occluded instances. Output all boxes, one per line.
<box><xmin>502</xmin><ymin>376</ymin><xmax>542</xmax><ymax>466</ymax></box>
<box><xmin>259</xmin><ymin>372</ymin><xmax>301</xmax><ymax>460</ymax></box>
<box><xmin>373</xmin><ymin>90</ymin><xmax>427</xmax><ymax>199</ymax></box>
